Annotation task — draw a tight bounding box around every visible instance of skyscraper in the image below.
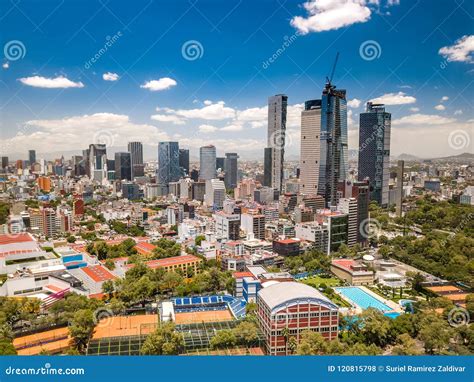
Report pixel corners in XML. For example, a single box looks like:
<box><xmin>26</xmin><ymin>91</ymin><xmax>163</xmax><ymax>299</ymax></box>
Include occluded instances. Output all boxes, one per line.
<box><xmin>216</xmin><ymin>157</ymin><xmax>225</xmax><ymax>171</ymax></box>
<box><xmin>114</xmin><ymin>152</ymin><xmax>132</xmax><ymax>181</ymax></box>
<box><xmin>89</xmin><ymin>144</ymin><xmax>107</xmax><ymax>181</ymax></box>
<box><xmin>127</xmin><ymin>141</ymin><xmax>144</xmax><ymax>178</ymax></box>
<box><xmin>199</xmin><ymin>145</ymin><xmax>216</xmax><ymax>181</ymax></box>
<box><xmin>358</xmin><ymin>102</ymin><xmax>391</xmax><ymax>207</ymax></box>
<box><xmin>264</xmin><ymin>94</ymin><xmax>287</xmax><ymax>192</ymax></box>
<box><xmin>300</xmin><ymin>99</ymin><xmax>321</xmax><ymax>196</ymax></box>
<box><xmin>28</xmin><ymin>150</ymin><xmax>36</xmax><ymax>165</ymax></box>
<box><xmin>224</xmin><ymin>153</ymin><xmax>239</xmax><ymax>189</ymax></box>
<box><xmin>179</xmin><ymin>148</ymin><xmax>190</xmax><ymax>175</ymax></box>
<box><xmin>158</xmin><ymin>142</ymin><xmax>181</xmax><ymax>187</ymax></box>
<box><xmin>1</xmin><ymin>157</ymin><xmax>8</xmax><ymax>169</ymax></box>
<box><xmin>318</xmin><ymin>82</ymin><xmax>348</xmax><ymax>207</ymax></box>
<box><xmin>395</xmin><ymin>160</ymin><xmax>404</xmax><ymax>217</ymax></box>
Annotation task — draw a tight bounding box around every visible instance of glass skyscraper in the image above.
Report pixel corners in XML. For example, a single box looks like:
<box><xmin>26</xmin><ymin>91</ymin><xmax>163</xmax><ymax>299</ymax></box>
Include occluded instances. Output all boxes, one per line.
<box><xmin>264</xmin><ymin>94</ymin><xmax>287</xmax><ymax>192</ymax></box>
<box><xmin>114</xmin><ymin>152</ymin><xmax>132</xmax><ymax>181</ymax></box>
<box><xmin>318</xmin><ymin>83</ymin><xmax>348</xmax><ymax>207</ymax></box>
<box><xmin>358</xmin><ymin>102</ymin><xmax>391</xmax><ymax>207</ymax></box>
<box><xmin>224</xmin><ymin>152</ymin><xmax>239</xmax><ymax>189</ymax></box>
<box><xmin>199</xmin><ymin>145</ymin><xmax>216</xmax><ymax>181</ymax></box>
<box><xmin>158</xmin><ymin>142</ymin><xmax>181</xmax><ymax>187</ymax></box>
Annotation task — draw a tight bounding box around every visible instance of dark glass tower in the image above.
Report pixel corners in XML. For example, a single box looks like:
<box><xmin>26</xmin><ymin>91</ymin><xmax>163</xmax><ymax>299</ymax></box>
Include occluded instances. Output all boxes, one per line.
<box><xmin>127</xmin><ymin>141</ymin><xmax>144</xmax><ymax>178</ymax></box>
<box><xmin>358</xmin><ymin>102</ymin><xmax>391</xmax><ymax>207</ymax></box>
<box><xmin>114</xmin><ymin>152</ymin><xmax>132</xmax><ymax>181</ymax></box>
<box><xmin>318</xmin><ymin>82</ymin><xmax>348</xmax><ymax>207</ymax></box>
<box><xmin>179</xmin><ymin>148</ymin><xmax>190</xmax><ymax>175</ymax></box>
<box><xmin>158</xmin><ymin>142</ymin><xmax>181</xmax><ymax>186</ymax></box>
<box><xmin>224</xmin><ymin>153</ymin><xmax>239</xmax><ymax>189</ymax></box>
<box><xmin>28</xmin><ymin>150</ymin><xmax>36</xmax><ymax>165</ymax></box>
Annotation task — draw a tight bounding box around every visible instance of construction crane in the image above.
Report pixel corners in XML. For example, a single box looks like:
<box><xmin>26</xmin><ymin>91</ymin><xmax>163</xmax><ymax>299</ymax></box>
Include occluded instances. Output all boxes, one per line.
<box><xmin>326</xmin><ymin>52</ymin><xmax>340</xmax><ymax>87</ymax></box>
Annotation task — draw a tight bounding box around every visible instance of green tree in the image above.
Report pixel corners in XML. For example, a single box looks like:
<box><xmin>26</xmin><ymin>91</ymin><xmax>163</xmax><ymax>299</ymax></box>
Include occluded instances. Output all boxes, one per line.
<box><xmin>210</xmin><ymin>329</ymin><xmax>237</xmax><ymax>349</ymax></box>
<box><xmin>234</xmin><ymin>321</ymin><xmax>259</xmax><ymax>346</ymax></box>
<box><xmin>69</xmin><ymin>309</ymin><xmax>95</xmax><ymax>354</ymax></box>
<box><xmin>392</xmin><ymin>333</ymin><xmax>422</xmax><ymax>355</ymax></box>
<box><xmin>296</xmin><ymin>330</ymin><xmax>328</xmax><ymax>355</ymax></box>
<box><xmin>140</xmin><ymin>323</ymin><xmax>184</xmax><ymax>355</ymax></box>
<box><xmin>418</xmin><ymin>314</ymin><xmax>452</xmax><ymax>354</ymax></box>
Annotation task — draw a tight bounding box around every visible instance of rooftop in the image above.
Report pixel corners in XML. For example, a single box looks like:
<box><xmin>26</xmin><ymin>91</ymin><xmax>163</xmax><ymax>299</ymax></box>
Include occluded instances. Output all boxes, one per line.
<box><xmin>0</xmin><ymin>233</ymin><xmax>34</xmax><ymax>245</ymax></box>
<box><xmin>258</xmin><ymin>282</ymin><xmax>337</xmax><ymax>311</ymax></box>
<box><xmin>81</xmin><ymin>265</ymin><xmax>116</xmax><ymax>283</ymax></box>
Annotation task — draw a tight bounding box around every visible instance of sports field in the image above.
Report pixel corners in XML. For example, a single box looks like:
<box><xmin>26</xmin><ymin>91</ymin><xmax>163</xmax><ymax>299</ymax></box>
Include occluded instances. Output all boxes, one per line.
<box><xmin>93</xmin><ymin>315</ymin><xmax>158</xmax><ymax>339</ymax></box>
<box><xmin>174</xmin><ymin>309</ymin><xmax>233</xmax><ymax>324</ymax></box>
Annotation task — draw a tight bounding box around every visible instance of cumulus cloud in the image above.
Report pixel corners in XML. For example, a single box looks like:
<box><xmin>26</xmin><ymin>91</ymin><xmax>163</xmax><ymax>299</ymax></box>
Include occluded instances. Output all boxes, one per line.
<box><xmin>220</xmin><ymin>123</ymin><xmax>244</xmax><ymax>132</ymax></box>
<box><xmin>291</xmin><ymin>0</ymin><xmax>372</xmax><ymax>34</ymax></box>
<box><xmin>392</xmin><ymin>113</ymin><xmax>456</xmax><ymax>126</ymax></box>
<box><xmin>2</xmin><ymin>113</ymin><xmax>169</xmax><ymax>154</ymax></box>
<box><xmin>409</xmin><ymin>107</ymin><xmax>420</xmax><ymax>112</ymax></box>
<box><xmin>369</xmin><ymin>92</ymin><xmax>416</xmax><ymax>105</ymax></box>
<box><xmin>140</xmin><ymin>77</ymin><xmax>177</xmax><ymax>91</ymax></box>
<box><xmin>454</xmin><ymin>109</ymin><xmax>463</xmax><ymax>115</ymax></box>
<box><xmin>434</xmin><ymin>104</ymin><xmax>446</xmax><ymax>111</ymax></box>
<box><xmin>439</xmin><ymin>35</ymin><xmax>474</xmax><ymax>63</ymax></box>
<box><xmin>156</xmin><ymin>101</ymin><xmax>236</xmax><ymax>121</ymax></box>
<box><xmin>150</xmin><ymin>114</ymin><xmax>185</xmax><ymax>125</ymax></box>
<box><xmin>347</xmin><ymin>98</ymin><xmax>361</xmax><ymax>108</ymax></box>
<box><xmin>440</xmin><ymin>96</ymin><xmax>449</xmax><ymax>102</ymax></box>
<box><xmin>3</xmin><ymin>62</ymin><xmax>9</xmax><ymax>70</ymax></box>
<box><xmin>198</xmin><ymin>124</ymin><xmax>218</xmax><ymax>133</ymax></box>
<box><xmin>103</xmin><ymin>72</ymin><xmax>119</xmax><ymax>81</ymax></box>
<box><xmin>19</xmin><ymin>75</ymin><xmax>84</xmax><ymax>89</ymax></box>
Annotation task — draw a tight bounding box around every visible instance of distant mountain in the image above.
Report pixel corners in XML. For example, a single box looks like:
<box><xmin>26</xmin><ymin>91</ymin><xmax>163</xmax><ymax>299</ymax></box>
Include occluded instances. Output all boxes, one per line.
<box><xmin>430</xmin><ymin>152</ymin><xmax>474</xmax><ymax>162</ymax></box>
<box><xmin>396</xmin><ymin>153</ymin><xmax>422</xmax><ymax>161</ymax></box>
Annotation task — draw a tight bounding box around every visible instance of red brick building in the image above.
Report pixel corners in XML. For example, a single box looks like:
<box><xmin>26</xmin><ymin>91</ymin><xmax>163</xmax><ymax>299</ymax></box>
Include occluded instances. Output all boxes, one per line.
<box><xmin>257</xmin><ymin>282</ymin><xmax>339</xmax><ymax>355</ymax></box>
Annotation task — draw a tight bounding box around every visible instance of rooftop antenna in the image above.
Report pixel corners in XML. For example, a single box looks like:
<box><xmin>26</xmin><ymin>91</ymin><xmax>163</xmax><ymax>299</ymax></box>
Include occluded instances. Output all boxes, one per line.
<box><xmin>326</xmin><ymin>52</ymin><xmax>340</xmax><ymax>87</ymax></box>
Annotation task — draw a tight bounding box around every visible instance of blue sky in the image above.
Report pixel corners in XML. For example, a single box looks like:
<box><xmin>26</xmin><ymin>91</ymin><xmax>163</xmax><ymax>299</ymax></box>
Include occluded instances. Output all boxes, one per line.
<box><xmin>0</xmin><ymin>0</ymin><xmax>473</xmax><ymax>160</ymax></box>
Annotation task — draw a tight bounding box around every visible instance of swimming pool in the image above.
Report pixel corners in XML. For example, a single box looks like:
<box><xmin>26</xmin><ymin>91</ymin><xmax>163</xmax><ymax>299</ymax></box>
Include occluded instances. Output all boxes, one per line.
<box><xmin>335</xmin><ymin>286</ymin><xmax>393</xmax><ymax>312</ymax></box>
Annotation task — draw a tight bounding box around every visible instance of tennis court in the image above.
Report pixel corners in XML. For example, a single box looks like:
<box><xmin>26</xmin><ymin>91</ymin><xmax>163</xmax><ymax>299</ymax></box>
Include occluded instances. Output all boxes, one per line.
<box><xmin>92</xmin><ymin>315</ymin><xmax>158</xmax><ymax>339</ymax></box>
<box><xmin>175</xmin><ymin>309</ymin><xmax>233</xmax><ymax>324</ymax></box>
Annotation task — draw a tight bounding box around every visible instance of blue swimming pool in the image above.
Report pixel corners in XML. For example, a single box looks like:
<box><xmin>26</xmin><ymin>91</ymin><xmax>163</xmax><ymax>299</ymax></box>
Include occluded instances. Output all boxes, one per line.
<box><xmin>335</xmin><ymin>287</ymin><xmax>393</xmax><ymax>312</ymax></box>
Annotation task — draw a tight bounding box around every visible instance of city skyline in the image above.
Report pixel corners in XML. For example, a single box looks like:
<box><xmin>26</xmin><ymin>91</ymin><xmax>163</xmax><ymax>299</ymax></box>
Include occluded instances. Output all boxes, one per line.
<box><xmin>0</xmin><ymin>0</ymin><xmax>472</xmax><ymax>160</ymax></box>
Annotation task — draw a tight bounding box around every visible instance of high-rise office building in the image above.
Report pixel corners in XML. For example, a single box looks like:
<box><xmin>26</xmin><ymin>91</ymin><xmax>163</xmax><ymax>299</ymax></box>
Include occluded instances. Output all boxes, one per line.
<box><xmin>205</xmin><ymin>179</ymin><xmax>226</xmax><ymax>209</ymax></box>
<box><xmin>128</xmin><ymin>141</ymin><xmax>144</xmax><ymax>178</ymax></box>
<box><xmin>179</xmin><ymin>148</ymin><xmax>190</xmax><ymax>175</ymax></box>
<box><xmin>224</xmin><ymin>153</ymin><xmax>239</xmax><ymax>189</ymax></box>
<box><xmin>1</xmin><ymin>157</ymin><xmax>8</xmax><ymax>169</ymax></box>
<box><xmin>114</xmin><ymin>152</ymin><xmax>132</xmax><ymax>181</ymax></box>
<box><xmin>89</xmin><ymin>144</ymin><xmax>107</xmax><ymax>181</ymax></box>
<box><xmin>395</xmin><ymin>160</ymin><xmax>405</xmax><ymax>217</ymax></box>
<box><xmin>300</xmin><ymin>99</ymin><xmax>321</xmax><ymax>196</ymax></box>
<box><xmin>28</xmin><ymin>150</ymin><xmax>36</xmax><ymax>165</ymax></box>
<box><xmin>157</xmin><ymin>142</ymin><xmax>181</xmax><ymax>187</ymax></box>
<box><xmin>338</xmin><ymin>198</ymin><xmax>358</xmax><ymax>247</ymax></box>
<box><xmin>358</xmin><ymin>102</ymin><xmax>391</xmax><ymax>207</ymax></box>
<box><xmin>199</xmin><ymin>145</ymin><xmax>216</xmax><ymax>181</ymax></box>
<box><xmin>318</xmin><ymin>82</ymin><xmax>348</xmax><ymax>207</ymax></box>
<box><xmin>216</xmin><ymin>157</ymin><xmax>225</xmax><ymax>171</ymax></box>
<box><xmin>264</xmin><ymin>94</ymin><xmax>287</xmax><ymax>192</ymax></box>
<box><xmin>344</xmin><ymin>180</ymin><xmax>370</xmax><ymax>245</ymax></box>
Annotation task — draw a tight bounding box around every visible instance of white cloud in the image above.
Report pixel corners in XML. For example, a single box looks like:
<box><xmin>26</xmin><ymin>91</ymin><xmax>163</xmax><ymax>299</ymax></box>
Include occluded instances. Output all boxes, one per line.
<box><xmin>2</xmin><ymin>113</ymin><xmax>169</xmax><ymax>154</ymax></box>
<box><xmin>203</xmin><ymin>100</ymin><xmax>213</xmax><ymax>106</ymax></box>
<box><xmin>198</xmin><ymin>124</ymin><xmax>218</xmax><ymax>133</ymax></box>
<box><xmin>2</xmin><ymin>62</ymin><xmax>9</xmax><ymax>70</ymax></box>
<box><xmin>440</xmin><ymin>96</ymin><xmax>449</xmax><ymax>102</ymax></box>
<box><xmin>250</xmin><ymin>121</ymin><xmax>266</xmax><ymax>129</ymax></box>
<box><xmin>291</xmin><ymin>0</ymin><xmax>373</xmax><ymax>34</ymax></box>
<box><xmin>220</xmin><ymin>123</ymin><xmax>244</xmax><ymax>132</ymax></box>
<box><xmin>162</xmin><ymin>101</ymin><xmax>236</xmax><ymax>120</ymax></box>
<box><xmin>392</xmin><ymin>113</ymin><xmax>456</xmax><ymax>126</ymax></box>
<box><xmin>434</xmin><ymin>104</ymin><xmax>446</xmax><ymax>111</ymax></box>
<box><xmin>454</xmin><ymin>109</ymin><xmax>463</xmax><ymax>115</ymax></box>
<box><xmin>140</xmin><ymin>77</ymin><xmax>177</xmax><ymax>91</ymax></box>
<box><xmin>150</xmin><ymin>114</ymin><xmax>185</xmax><ymax>125</ymax></box>
<box><xmin>439</xmin><ymin>35</ymin><xmax>474</xmax><ymax>63</ymax></box>
<box><xmin>103</xmin><ymin>72</ymin><xmax>119</xmax><ymax>81</ymax></box>
<box><xmin>409</xmin><ymin>107</ymin><xmax>420</xmax><ymax>112</ymax></box>
<box><xmin>19</xmin><ymin>75</ymin><xmax>84</xmax><ymax>89</ymax></box>
<box><xmin>237</xmin><ymin>106</ymin><xmax>267</xmax><ymax>122</ymax></box>
<box><xmin>370</xmin><ymin>92</ymin><xmax>416</xmax><ymax>105</ymax></box>
<box><xmin>347</xmin><ymin>98</ymin><xmax>361</xmax><ymax>108</ymax></box>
